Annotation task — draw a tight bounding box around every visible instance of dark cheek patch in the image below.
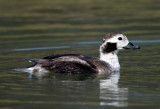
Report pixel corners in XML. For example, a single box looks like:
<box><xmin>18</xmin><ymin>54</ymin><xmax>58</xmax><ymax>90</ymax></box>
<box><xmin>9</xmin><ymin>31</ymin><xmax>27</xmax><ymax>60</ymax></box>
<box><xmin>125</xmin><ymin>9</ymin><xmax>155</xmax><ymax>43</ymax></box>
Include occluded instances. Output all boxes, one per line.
<box><xmin>102</xmin><ymin>42</ymin><xmax>117</xmax><ymax>53</ymax></box>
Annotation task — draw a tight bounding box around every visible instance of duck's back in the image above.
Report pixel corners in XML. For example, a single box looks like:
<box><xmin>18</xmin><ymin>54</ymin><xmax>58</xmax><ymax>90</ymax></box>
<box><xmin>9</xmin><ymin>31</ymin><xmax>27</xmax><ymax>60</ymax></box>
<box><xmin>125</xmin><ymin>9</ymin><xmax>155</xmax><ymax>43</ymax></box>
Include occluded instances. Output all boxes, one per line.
<box><xmin>26</xmin><ymin>54</ymin><xmax>111</xmax><ymax>74</ymax></box>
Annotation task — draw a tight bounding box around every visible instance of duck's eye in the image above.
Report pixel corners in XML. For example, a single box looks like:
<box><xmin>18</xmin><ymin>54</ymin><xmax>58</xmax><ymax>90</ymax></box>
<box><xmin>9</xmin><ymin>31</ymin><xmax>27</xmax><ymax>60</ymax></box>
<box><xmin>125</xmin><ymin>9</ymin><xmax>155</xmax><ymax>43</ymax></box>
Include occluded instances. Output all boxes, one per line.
<box><xmin>118</xmin><ymin>37</ymin><xmax>122</xmax><ymax>40</ymax></box>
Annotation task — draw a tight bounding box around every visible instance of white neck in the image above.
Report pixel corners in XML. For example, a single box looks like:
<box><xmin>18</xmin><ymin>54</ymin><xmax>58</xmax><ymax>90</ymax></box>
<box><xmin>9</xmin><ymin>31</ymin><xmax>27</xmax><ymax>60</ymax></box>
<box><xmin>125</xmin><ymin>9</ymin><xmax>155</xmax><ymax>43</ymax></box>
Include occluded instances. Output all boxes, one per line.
<box><xmin>100</xmin><ymin>50</ymin><xmax>120</xmax><ymax>72</ymax></box>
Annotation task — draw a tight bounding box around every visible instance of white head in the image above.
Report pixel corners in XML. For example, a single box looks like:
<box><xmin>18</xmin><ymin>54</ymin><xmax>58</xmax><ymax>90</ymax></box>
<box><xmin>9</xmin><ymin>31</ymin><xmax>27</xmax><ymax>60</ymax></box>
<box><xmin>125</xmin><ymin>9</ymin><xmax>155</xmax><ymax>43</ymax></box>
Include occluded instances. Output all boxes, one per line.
<box><xmin>100</xmin><ymin>32</ymin><xmax>140</xmax><ymax>54</ymax></box>
<box><xmin>99</xmin><ymin>32</ymin><xmax>140</xmax><ymax>72</ymax></box>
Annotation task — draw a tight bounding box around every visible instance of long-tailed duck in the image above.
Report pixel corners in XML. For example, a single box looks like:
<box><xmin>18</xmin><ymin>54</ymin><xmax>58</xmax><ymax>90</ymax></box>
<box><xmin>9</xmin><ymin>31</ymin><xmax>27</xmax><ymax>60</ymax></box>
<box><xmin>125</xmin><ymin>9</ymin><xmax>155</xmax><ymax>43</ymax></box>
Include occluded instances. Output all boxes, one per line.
<box><xmin>16</xmin><ymin>32</ymin><xmax>140</xmax><ymax>75</ymax></box>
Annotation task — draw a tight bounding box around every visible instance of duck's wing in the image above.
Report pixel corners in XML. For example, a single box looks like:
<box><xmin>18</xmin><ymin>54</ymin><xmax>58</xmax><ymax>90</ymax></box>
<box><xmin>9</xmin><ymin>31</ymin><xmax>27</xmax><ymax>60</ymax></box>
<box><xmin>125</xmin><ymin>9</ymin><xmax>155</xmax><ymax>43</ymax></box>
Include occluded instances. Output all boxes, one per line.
<box><xmin>30</xmin><ymin>55</ymin><xmax>98</xmax><ymax>74</ymax></box>
<box><xmin>48</xmin><ymin>60</ymin><xmax>97</xmax><ymax>74</ymax></box>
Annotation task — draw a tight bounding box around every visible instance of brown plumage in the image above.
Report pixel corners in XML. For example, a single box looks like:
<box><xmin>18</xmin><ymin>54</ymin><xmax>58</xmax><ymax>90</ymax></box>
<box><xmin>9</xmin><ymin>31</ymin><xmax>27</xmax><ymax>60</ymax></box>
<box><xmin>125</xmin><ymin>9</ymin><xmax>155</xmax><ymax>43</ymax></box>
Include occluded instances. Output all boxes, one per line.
<box><xmin>28</xmin><ymin>54</ymin><xmax>111</xmax><ymax>74</ymax></box>
<box><xmin>102</xmin><ymin>32</ymin><xmax>122</xmax><ymax>43</ymax></box>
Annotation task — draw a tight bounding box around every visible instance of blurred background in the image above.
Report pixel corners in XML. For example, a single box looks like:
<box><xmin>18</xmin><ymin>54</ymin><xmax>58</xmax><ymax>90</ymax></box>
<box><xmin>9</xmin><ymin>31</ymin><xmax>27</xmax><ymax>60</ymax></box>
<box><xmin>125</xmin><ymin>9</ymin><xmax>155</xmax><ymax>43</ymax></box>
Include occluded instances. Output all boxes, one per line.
<box><xmin>0</xmin><ymin>0</ymin><xmax>160</xmax><ymax>53</ymax></box>
<box><xmin>0</xmin><ymin>0</ymin><xmax>160</xmax><ymax>109</ymax></box>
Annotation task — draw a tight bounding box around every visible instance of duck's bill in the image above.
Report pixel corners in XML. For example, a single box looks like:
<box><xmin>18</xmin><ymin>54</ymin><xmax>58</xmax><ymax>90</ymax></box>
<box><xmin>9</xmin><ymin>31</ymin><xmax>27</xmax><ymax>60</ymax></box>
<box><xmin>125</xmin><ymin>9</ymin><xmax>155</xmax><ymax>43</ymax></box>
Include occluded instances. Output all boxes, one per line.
<box><xmin>123</xmin><ymin>42</ymin><xmax>140</xmax><ymax>49</ymax></box>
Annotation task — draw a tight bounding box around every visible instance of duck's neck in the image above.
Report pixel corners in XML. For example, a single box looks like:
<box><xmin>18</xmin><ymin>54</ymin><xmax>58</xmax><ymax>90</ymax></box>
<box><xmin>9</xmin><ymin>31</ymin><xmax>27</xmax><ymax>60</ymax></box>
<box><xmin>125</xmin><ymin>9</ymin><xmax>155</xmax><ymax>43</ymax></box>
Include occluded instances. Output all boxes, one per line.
<box><xmin>100</xmin><ymin>51</ymin><xmax>120</xmax><ymax>72</ymax></box>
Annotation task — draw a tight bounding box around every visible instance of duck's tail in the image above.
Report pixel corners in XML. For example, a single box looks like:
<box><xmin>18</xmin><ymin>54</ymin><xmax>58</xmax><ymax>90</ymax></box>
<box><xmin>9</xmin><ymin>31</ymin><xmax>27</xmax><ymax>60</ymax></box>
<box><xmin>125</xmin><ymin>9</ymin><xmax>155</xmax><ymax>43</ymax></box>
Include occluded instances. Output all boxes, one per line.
<box><xmin>13</xmin><ymin>67</ymin><xmax>34</xmax><ymax>73</ymax></box>
<box><xmin>14</xmin><ymin>59</ymin><xmax>49</xmax><ymax>74</ymax></box>
<box><xmin>13</xmin><ymin>59</ymin><xmax>40</xmax><ymax>73</ymax></box>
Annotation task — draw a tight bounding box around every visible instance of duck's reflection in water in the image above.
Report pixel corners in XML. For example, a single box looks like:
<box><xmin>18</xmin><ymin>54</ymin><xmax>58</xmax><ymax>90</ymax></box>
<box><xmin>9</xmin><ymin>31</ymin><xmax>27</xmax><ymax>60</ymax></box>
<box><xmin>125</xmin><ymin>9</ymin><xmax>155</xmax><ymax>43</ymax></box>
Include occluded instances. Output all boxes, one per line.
<box><xmin>27</xmin><ymin>71</ymin><xmax>128</xmax><ymax>107</ymax></box>
<box><xmin>99</xmin><ymin>72</ymin><xmax>128</xmax><ymax>107</ymax></box>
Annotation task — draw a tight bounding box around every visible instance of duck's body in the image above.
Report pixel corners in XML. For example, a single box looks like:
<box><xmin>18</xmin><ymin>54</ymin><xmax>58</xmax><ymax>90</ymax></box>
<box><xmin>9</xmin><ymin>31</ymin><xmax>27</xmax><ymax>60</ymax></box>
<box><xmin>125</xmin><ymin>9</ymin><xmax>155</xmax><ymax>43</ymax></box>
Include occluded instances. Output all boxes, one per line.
<box><xmin>16</xmin><ymin>32</ymin><xmax>140</xmax><ymax>75</ymax></box>
<box><xmin>27</xmin><ymin>54</ymin><xmax>111</xmax><ymax>74</ymax></box>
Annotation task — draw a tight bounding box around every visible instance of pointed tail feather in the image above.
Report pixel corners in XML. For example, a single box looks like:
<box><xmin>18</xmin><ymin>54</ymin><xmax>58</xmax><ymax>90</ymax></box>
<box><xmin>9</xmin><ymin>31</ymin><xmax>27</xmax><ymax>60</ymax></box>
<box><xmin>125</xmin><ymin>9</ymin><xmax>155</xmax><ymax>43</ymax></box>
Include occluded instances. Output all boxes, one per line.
<box><xmin>13</xmin><ymin>68</ymin><xmax>32</xmax><ymax>72</ymax></box>
<box><xmin>14</xmin><ymin>59</ymin><xmax>49</xmax><ymax>73</ymax></box>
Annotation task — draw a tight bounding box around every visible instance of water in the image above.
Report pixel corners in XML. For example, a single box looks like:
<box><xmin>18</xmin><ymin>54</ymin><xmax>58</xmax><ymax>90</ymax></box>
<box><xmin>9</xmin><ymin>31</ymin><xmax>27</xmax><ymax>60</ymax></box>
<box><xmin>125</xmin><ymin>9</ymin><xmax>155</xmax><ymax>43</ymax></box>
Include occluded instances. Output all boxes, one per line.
<box><xmin>0</xmin><ymin>0</ymin><xmax>160</xmax><ymax>109</ymax></box>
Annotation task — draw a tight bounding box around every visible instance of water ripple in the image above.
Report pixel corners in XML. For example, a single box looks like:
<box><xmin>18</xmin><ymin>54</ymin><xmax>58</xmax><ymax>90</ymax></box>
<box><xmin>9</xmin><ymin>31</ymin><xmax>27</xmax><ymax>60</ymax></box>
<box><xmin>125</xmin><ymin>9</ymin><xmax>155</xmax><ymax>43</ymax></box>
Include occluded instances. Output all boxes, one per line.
<box><xmin>8</xmin><ymin>40</ymin><xmax>160</xmax><ymax>52</ymax></box>
<box><xmin>12</xmin><ymin>46</ymin><xmax>70</xmax><ymax>51</ymax></box>
<box><xmin>131</xmin><ymin>40</ymin><xmax>160</xmax><ymax>43</ymax></box>
<box><xmin>76</xmin><ymin>40</ymin><xmax>160</xmax><ymax>45</ymax></box>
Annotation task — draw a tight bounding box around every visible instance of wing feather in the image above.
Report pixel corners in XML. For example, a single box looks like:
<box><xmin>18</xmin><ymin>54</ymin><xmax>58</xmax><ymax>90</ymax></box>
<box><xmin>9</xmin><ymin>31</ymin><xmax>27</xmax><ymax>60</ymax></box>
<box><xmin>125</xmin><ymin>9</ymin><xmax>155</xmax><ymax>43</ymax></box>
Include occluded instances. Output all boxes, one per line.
<box><xmin>28</xmin><ymin>54</ymin><xmax>101</xmax><ymax>73</ymax></box>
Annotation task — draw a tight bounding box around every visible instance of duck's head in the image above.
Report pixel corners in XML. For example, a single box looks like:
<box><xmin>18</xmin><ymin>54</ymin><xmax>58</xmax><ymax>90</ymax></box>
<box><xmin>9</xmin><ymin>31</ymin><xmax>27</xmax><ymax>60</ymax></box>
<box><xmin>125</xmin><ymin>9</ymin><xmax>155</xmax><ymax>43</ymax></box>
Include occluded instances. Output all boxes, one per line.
<box><xmin>100</xmin><ymin>32</ymin><xmax>140</xmax><ymax>54</ymax></box>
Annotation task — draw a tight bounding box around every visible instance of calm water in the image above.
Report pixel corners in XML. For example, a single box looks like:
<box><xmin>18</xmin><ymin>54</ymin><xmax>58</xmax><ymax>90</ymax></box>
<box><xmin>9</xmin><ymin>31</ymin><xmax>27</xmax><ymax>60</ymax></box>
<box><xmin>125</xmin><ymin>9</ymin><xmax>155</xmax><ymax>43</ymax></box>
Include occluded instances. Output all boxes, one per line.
<box><xmin>0</xmin><ymin>0</ymin><xmax>160</xmax><ymax>109</ymax></box>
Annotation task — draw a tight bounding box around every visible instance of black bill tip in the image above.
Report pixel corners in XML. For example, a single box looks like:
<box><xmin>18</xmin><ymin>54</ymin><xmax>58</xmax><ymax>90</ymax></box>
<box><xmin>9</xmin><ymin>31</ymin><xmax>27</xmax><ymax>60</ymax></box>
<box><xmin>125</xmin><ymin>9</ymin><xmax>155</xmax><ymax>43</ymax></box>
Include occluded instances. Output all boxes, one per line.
<box><xmin>123</xmin><ymin>42</ymin><xmax>140</xmax><ymax>49</ymax></box>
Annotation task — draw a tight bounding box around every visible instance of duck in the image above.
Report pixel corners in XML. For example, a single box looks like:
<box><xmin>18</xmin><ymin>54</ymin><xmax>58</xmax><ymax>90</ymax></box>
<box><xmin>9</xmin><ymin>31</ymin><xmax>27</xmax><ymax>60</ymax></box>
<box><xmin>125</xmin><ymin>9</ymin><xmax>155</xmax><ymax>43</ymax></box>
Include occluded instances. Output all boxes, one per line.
<box><xmin>16</xmin><ymin>32</ymin><xmax>140</xmax><ymax>75</ymax></box>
